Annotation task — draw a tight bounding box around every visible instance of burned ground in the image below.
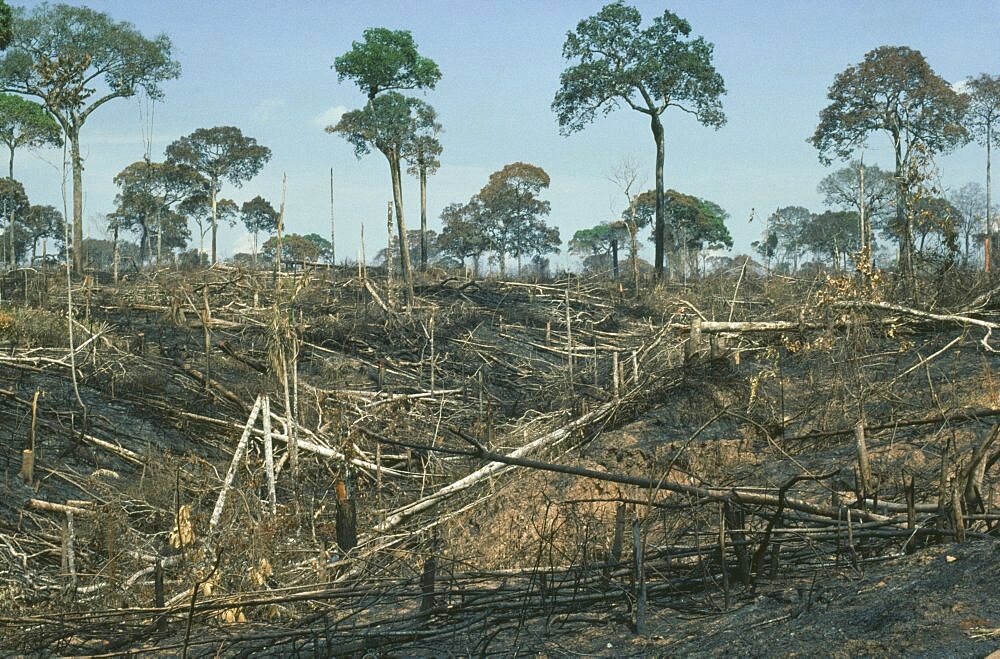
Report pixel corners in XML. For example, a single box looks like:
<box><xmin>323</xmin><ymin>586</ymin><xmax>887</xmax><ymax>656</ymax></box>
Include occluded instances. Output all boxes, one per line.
<box><xmin>0</xmin><ymin>265</ymin><xmax>999</xmax><ymax>656</ymax></box>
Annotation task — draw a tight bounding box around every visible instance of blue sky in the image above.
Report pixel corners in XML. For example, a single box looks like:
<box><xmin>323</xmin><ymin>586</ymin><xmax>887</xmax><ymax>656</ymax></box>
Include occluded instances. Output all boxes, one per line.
<box><xmin>11</xmin><ymin>0</ymin><xmax>1000</xmax><ymax>267</ymax></box>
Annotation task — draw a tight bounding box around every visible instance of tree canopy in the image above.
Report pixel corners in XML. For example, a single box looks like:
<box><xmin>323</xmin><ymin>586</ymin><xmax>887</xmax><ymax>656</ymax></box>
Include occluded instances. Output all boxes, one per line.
<box><xmin>111</xmin><ymin>159</ymin><xmax>203</xmax><ymax>263</ymax></box>
<box><xmin>553</xmin><ymin>1</ymin><xmax>725</xmax><ymax>276</ymax></box>
<box><xmin>477</xmin><ymin>162</ymin><xmax>559</xmax><ymax>275</ymax></box>
<box><xmin>166</xmin><ymin>126</ymin><xmax>271</xmax><ymax>265</ymax></box>
<box><xmin>810</xmin><ymin>46</ymin><xmax>968</xmax><ymax>274</ymax></box>
<box><xmin>240</xmin><ymin>195</ymin><xmax>278</xmax><ymax>265</ymax></box>
<box><xmin>0</xmin><ymin>93</ymin><xmax>61</xmax><ymax>178</ymax></box>
<box><xmin>438</xmin><ymin>200</ymin><xmax>489</xmax><ymax>275</ymax></box>
<box><xmin>0</xmin><ymin>2</ymin><xmax>180</xmax><ymax>273</ymax></box>
<box><xmin>333</xmin><ymin>27</ymin><xmax>441</xmax><ymax>100</ymax></box>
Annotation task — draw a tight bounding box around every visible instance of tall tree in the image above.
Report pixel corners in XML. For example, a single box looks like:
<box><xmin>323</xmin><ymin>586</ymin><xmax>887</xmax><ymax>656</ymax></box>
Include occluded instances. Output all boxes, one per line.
<box><xmin>766</xmin><ymin>206</ymin><xmax>811</xmax><ymax>271</ymax></box>
<box><xmin>330</xmin><ymin>93</ymin><xmax>436</xmax><ymax>301</ymax></box>
<box><xmin>23</xmin><ymin>203</ymin><xmax>62</xmax><ymax>262</ymax></box>
<box><xmin>0</xmin><ymin>175</ymin><xmax>27</xmax><ymax>265</ymax></box>
<box><xmin>165</xmin><ymin>127</ymin><xmax>271</xmax><ymax>265</ymax></box>
<box><xmin>964</xmin><ymin>74</ymin><xmax>1000</xmax><ymax>269</ymax></box>
<box><xmin>333</xmin><ymin>28</ymin><xmax>440</xmax><ymax>304</ymax></box>
<box><xmin>179</xmin><ymin>193</ymin><xmax>237</xmax><ymax>259</ymax></box>
<box><xmin>817</xmin><ymin>161</ymin><xmax>895</xmax><ymax>254</ymax></box>
<box><xmin>111</xmin><ymin>159</ymin><xmax>203</xmax><ymax>264</ymax></box>
<box><xmin>651</xmin><ymin>190</ymin><xmax>731</xmax><ymax>278</ymax></box>
<box><xmin>402</xmin><ymin>103</ymin><xmax>442</xmax><ymax>271</ymax></box>
<box><xmin>438</xmin><ymin>200</ymin><xmax>488</xmax><ymax>276</ymax></box>
<box><xmin>609</xmin><ymin>158</ymin><xmax>651</xmax><ymax>294</ymax></box>
<box><xmin>0</xmin><ymin>93</ymin><xmax>61</xmax><ymax>178</ymax></box>
<box><xmin>810</xmin><ymin>46</ymin><xmax>968</xmax><ymax>276</ymax></box>
<box><xmin>477</xmin><ymin>162</ymin><xmax>555</xmax><ymax>276</ymax></box>
<box><xmin>0</xmin><ymin>4</ymin><xmax>180</xmax><ymax>274</ymax></box>
<box><xmin>553</xmin><ymin>1</ymin><xmax>726</xmax><ymax>277</ymax></box>
<box><xmin>949</xmin><ymin>182</ymin><xmax>987</xmax><ymax>264</ymax></box>
<box><xmin>800</xmin><ymin>210</ymin><xmax>860</xmax><ymax>268</ymax></box>
<box><xmin>240</xmin><ymin>195</ymin><xmax>278</xmax><ymax>267</ymax></box>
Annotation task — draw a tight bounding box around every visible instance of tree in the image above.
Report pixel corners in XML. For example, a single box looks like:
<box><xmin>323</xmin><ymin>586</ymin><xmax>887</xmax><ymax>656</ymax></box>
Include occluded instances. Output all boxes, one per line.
<box><xmin>0</xmin><ymin>4</ymin><xmax>180</xmax><ymax>274</ymax></box>
<box><xmin>262</xmin><ymin>232</ymin><xmax>333</xmax><ymax>263</ymax></box>
<box><xmin>23</xmin><ymin>203</ymin><xmax>62</xmax><ymax>262</ymax></box>
<box><xmin>0</xmin><ymin>175</ymin><xmax>27</xmax><ymax>265</ymax></box>
<box><xmin>240</xmin><ymin>195</ymin><xmax>278</xmax><ymax>267</ymax></box>
<box><xmin>330</xmin><ymin>93</ymin><xmax>437</xmax><ymax>301</ymax></box>
<box><xmin>763</xmin><ymin>206</ymin><xmax>811</xmax><ymax>272</ymax></box>
<box><xmin>817</xmin><ymin>161</ymin><xmax>895</xmax><ymax>255</ymax></box>
<box><xmin>553</xmin><ymin>1</ymin><xmax>726</xmax><ymax>277</ymax></box>
<box><xmin>0</xmin><ymin>2</ymin><xmax>11</xmax><ymax>50</ymax></box>
<box><xmin>800</xmin><ymin>210</ymin><xmax>860</xmax><ymax>268</ymax></box>
<box><xmin>402</xmin><ymin>103</ymin><xmax>442</xmax><ymax>271</ymax></box>
<box><xmin>810</xmin><ymin>46</ymin><xmax>968</xmax><ymax>276</ymax></box>
<box><xmin>438</xmin><ymin>200</ymin><xmax>488</xmax><ymax>275</ymax></box>
<box><xmin>608</xmin><ymin>157</ymin><xmax>652</xmax><ymax>294</ymax></box>
<box><xmin>949</xmin><ymin>182</ymin><xmax>987</xmax><ymax>264</ymax></box>
<box><xmin>477</xmin><ymin>162</ymin><xmax>556</xmax><ymax>276</ymax></box>
<box><xmin>165</xmin><ymin>126</ymin><xmax>271</xmax><ymax>265</ymax></box>
<box><xmin>570</xmin><ymin>222</ymin><xmax>628</xmax><ymax>276</ymax></box>
<box><xmin>654</xmin><ymin>190</ymin><xmax>732</xmax><ymax>278</ymax></box>
<box><xmin>910</xmin><ymin>195</ymin><xmax>960</xmax><ymax>258</ymax></box>
<box><xmin>111</xmin><ymin>159</ymin><xmax>203</xmax><ymax>264</ymax></box>
<box><xmin>332</xmin><ymin>27</ymin><xmax>441</xmax><ymax>304</ymax></box>
<box><xmin>680</xmin><ymin>196</ymin><xmax>732</xmax><ymax>276</ymax></box>
<box><xmin>964</xmin><ymin>74</ymin><xmax>1000</xmax><ymax>269</ymax></box>
<box><xmin>180</xmin><ymin>193</ymin><xmax>237</xmax><ymax>259</ymax></box>
<box><xmin>333</xmin><ymin>27</ymin><xmax>441</xmax><ymax>101</ymax></box>
<box><xmin>378</xmin><ymin>228</ymin><xmax>457</xmax><ymax>271</ymax></box>
<box><xmin>0</xmin><ymin>93</ymin><xmax>61</xmax><ymax>178</ymax></box>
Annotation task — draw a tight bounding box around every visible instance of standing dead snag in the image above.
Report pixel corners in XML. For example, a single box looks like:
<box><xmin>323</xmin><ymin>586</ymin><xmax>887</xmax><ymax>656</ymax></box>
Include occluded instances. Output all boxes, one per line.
<box><xmin>335</xmin><ymin>476</ymin><xmax>357</xmax><ymax>552</ymax></box>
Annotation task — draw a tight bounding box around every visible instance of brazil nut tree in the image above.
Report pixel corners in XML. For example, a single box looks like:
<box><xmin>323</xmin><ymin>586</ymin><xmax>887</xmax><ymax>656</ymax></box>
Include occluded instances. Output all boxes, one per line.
<box><xmin>0</xmin><ymin>3</ymin><xmax>180</xmax><ymax>273</ymax></box>
<box><xmin>553</xmin><ymin>1</ymin><xmax>726</xmax><ymax>278</ymax></box>
<box><xmin>332</xmin><ymin>28</ymin><xmax>441</xmax><ymax>304</ymax></box>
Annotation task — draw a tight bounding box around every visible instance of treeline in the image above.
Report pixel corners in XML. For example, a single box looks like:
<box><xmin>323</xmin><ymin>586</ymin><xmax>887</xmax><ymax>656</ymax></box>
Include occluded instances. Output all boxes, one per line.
<box><xmin>0</xmin><ymin>2</ymin><xmax>995</xmax><ymax>284</ymax></box>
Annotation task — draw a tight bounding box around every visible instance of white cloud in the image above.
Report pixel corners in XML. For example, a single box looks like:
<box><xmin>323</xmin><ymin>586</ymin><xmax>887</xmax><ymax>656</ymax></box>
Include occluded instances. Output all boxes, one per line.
<box><xmin>951</xmin><ymin>79</ymin><xmax>970</xmax><ymax>94</ymax></box>
<box><xmin>311</xmin><ymin>105</ymin><xmax>347</xmax><ymax>128</ymax></box>
<box><xmin>253</xmin><ymin>97</ymin><xmax>286</xmax><ymax>123</ymax></box>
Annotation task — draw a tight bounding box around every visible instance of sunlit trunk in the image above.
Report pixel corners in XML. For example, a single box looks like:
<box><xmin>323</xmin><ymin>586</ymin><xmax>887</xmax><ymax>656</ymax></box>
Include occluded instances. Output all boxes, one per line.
<box><xmin>388</xmin><ymin>153</ymin><xmax>413</xmax><ymax>305</ymax></box>
<box><xmin>70</xmin><ymin>126</ymin><xmax>84</xmax><ymax>275</ymax></box>
<box><xmin>210</xmin><ymin>179</ymin><xmax>218</xmax><ymax>266</ymax></box>
<box><xmin>419</xmin><ymin>166</ymin><xmax>428</xmax><ymax>271</ymax></box>
<box><xmin>651</xmin><ymin>114</ymin><xmax>665</xmax><ymax>278</ymax></box>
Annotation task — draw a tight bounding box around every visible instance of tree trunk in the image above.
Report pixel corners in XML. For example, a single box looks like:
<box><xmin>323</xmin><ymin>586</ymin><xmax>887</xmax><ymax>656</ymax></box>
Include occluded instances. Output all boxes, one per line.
<box><xmin>629</xmin><ymin>223</ymin><xmax>640</xmax><ymax>297</ymax></box>
<box><xmin>611</xmin><ymin>238</ymin><xmax>619</xmax><ymax>280</ymax></box>
<box><xmin>651</xmin><ymin>114</ymin><xmax>666</xmax><ymax>278</ymax></box>
<box><xmin>139</xmin><ymin>221</ymin><xmax>149</xmax><ymax>265</ymax></box>
<box><xmin>892</xmin><ymin>132</ymin><xmax>913</xmax><ymax>278</ymax></box>
<box><xmin>210</xmin><ymin>179</ymin><xmax>218</xmax><ymax>266</ymax></box>
<box><xmin>70</xmin><ymin>127</ymin><xmax>84</xmax><ymax>275</ymax></box>
<box><xmin>388</xmin><ymin>154</ymin><xmax>414</xmax><ymax>306</ymax></box>
<box><xmin>987</xmin><ymin>126</ymin><xmax>992</xmax><ymax>272</ymax></box>
<box><xmin>419</xmin><ymin>166</ymin><xmax>428</xmax><ymax>271</ymax></box>
<box><xmin>7</xmin><ymin>145</ymin><xmax>13</xmax><ymax>179</ymax></box>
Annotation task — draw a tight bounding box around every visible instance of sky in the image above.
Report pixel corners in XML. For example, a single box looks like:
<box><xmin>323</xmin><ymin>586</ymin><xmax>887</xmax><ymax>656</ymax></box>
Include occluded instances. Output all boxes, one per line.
<box><xmin>9</xmin><ymin>0</ymin><xmax>1000</xmax><ymax>268</ymax></box>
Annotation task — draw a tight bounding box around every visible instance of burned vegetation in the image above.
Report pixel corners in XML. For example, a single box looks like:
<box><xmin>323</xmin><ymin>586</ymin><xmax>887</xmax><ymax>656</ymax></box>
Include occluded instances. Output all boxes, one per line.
<box><xmin>0</xmin><ymin>263</ymin><xmax>998</xmax><ymax>656</ymax></box>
